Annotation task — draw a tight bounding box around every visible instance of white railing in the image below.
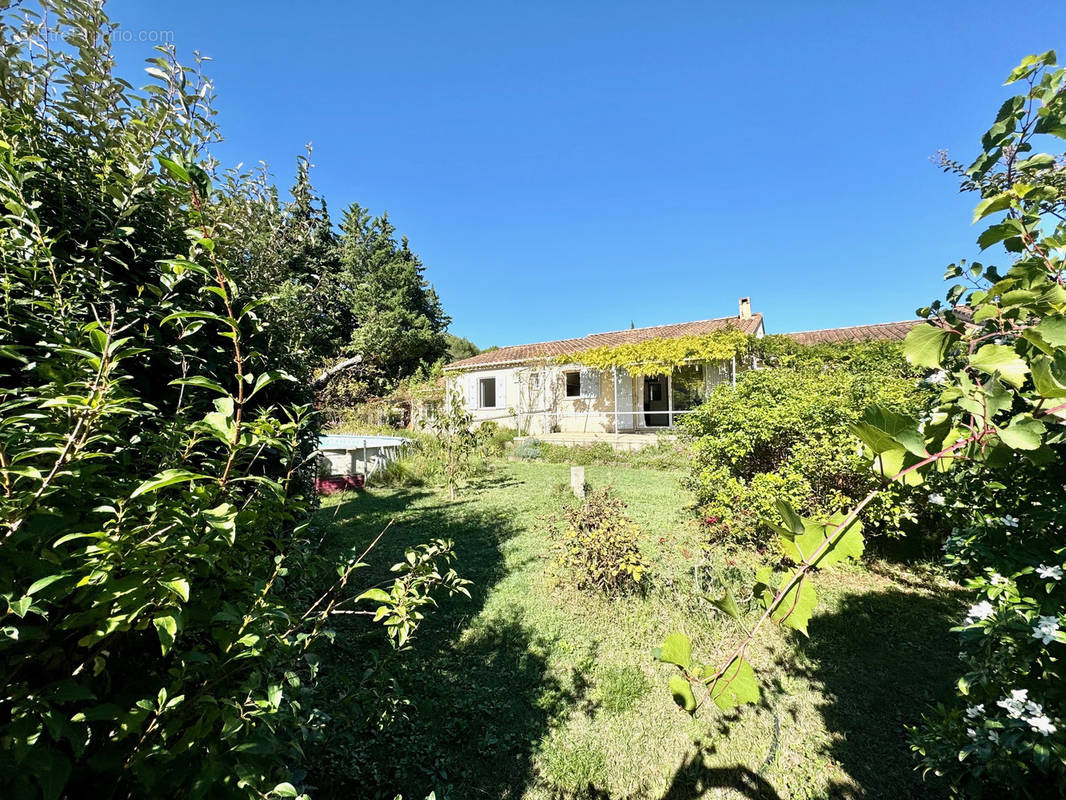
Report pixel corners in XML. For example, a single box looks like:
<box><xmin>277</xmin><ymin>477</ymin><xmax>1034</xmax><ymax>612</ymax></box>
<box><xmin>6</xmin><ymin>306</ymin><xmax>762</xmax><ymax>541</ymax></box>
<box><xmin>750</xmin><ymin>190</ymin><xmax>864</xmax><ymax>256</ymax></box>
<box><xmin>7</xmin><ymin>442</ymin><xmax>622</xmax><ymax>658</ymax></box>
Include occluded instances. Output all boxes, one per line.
<box><xmin>464</xmin><ymin>407</ymin><xmax>699</xmax><ymax>432</ymax></box>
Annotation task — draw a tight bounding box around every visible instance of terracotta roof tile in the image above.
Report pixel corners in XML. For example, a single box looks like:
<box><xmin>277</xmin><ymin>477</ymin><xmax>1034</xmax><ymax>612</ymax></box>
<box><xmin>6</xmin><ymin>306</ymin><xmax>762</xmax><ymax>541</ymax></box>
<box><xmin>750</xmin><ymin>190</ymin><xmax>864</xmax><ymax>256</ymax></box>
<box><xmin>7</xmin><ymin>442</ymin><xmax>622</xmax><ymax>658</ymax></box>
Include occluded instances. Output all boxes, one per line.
<box><xmin>783</xmin><ymin>320</ymin><xmax>921</xmax><ymax>345</ymax></box>
<box><xmin>445</xmin><ymin>314</ymin><xmax>764</xmax><ymax>370</ymax></box>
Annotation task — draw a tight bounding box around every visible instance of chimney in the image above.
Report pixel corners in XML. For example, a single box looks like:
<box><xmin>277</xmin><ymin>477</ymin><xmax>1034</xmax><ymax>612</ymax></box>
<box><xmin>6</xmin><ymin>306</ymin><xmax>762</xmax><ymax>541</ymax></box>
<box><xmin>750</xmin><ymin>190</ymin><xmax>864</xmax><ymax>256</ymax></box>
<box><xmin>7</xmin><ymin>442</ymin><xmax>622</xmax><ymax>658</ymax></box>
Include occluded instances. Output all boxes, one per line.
<box><xmin>738</xmin><ymin>297</ymin><xmax>752</xmax><ymax>320</ymax></box>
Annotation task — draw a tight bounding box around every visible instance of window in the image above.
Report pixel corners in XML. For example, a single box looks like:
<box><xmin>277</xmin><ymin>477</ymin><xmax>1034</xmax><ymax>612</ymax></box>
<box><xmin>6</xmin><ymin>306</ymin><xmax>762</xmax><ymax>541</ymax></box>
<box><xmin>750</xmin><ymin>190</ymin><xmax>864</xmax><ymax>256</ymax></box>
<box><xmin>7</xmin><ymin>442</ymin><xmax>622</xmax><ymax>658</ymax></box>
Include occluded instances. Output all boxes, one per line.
<box><xmin>479</xmin><ymin>377</ymin><xmax>496</xmax><ymax>408</ymax></box>
<box><xmin>672</xmin><ymin>364</ymin><xmax>704</xmax><ymax>411</ymax></box>
<box><xmin>564</xmin><ymin>370</ymin><xmax>581</xmax><ymax>398</ymax></box>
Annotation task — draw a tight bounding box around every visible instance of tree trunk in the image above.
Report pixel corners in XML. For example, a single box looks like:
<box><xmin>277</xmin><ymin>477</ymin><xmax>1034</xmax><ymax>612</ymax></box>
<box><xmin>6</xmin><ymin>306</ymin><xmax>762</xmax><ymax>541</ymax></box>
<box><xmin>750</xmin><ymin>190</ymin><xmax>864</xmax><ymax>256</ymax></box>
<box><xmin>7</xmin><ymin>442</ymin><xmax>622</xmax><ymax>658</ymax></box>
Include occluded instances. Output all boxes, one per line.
<box><xmin>311</xmin><ymin>354</ymin><xmax>363</xmax><ymax>389</ymax></box>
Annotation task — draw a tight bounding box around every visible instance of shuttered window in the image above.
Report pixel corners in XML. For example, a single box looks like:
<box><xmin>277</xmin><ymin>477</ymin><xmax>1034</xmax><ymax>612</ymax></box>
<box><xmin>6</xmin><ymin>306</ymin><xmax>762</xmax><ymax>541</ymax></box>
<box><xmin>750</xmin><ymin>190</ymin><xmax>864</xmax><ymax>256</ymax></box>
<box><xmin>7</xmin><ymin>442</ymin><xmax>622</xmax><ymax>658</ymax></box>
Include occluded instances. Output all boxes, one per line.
<box><xmin>479</xmin><ymin>378</ymin><xmax>496</xmax><ymax>408</ymax></box>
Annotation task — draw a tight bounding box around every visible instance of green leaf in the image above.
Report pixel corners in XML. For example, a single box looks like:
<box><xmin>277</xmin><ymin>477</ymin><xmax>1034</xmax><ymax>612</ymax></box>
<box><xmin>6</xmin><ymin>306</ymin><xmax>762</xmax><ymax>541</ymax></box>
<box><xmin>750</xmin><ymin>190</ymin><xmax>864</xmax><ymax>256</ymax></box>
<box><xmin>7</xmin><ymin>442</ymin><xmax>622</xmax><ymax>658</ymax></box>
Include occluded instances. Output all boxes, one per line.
<box><xmin>271</xmin><ymin>783</ymin><xmax>299</xmax><ymax>798</ymax></box>
<box><xmin>153</xmin><ymin>615</ymin><xmax>178</xmax><ymax>654</ymax></box>
<box><xmin>972</xmin><ymin>192</ymin><xmax>1013</xmax><ymax>222</ymax></box>
<box><xmin>849</xmin><ymin>405</ymin><xmax>927</xmax><ymax>456</ymax></box>
<box><xmin>658</xmin><ymin>632</ymin><xmax>692</xmax><ymax>669</ymax></box>
<box><xmin>1031</xmin><ymin>354</ymin><xmax>1066</xmax><ymax>398</ymax></box>
<box><xmin>267</xmin><ymin>683</ymin><xmax>282</xmax><ymax>709</ymax></box>
<box><xmin>32</xmin><ymin>749</ymin><xmax>71</xmax><ymax>800</ymax></box>
<box><xmin>779</xmin><ymin>512</ymin><xmax>864</xmax><ymax>568</ymax></box>
<box><xmin>170</xmin><ymin>376</ymin><xmax>228</xmax><ymax>395</ymax></box>
<box><xmin>977</xmin><ymin>220</ymin><xmax>1023</xmax><ymax>251</ymax></box>
<box><xmin>997</xmin><ymin>414</ymin><xmax>1046</xmax><ymax>450</ymax></box>
<box><xmin>768</xmin><ymin>571</ymin><xmax>818</xmax><ymax>635</ymax></box>
<box><xmin>1031</xmin><ymin>316</ymin><xmax>1066</xmax><ymax>348</ymax></box>
<box><xmin>707</xmin><ymin>588</ymin><xmax>741</xmax><ymax>620</ymax></box>
<box><xmin>668</xmin><ymin>674</ymin><xmax>697</xmax><ymax>713</ymax></box>
<box><xmin>26</xmin><ymin>574</ymin><xmax>65</xmax><ymax>596</ymax></box>
<box><xmin>160</xmin><ymin>310</ymin><xmax>233</xmax><ymax>327</ymax></box>
<box><xmin>249</xmin><ymin>370</ymin><xmax>294</xmax><ymax>399</ymax></box>
<box><xmin>872</xmin><ymin>448</ymin><xmax>926</xmax><ymax>487</ymax></box>
<box><xmin>903</xmin><ymin>325</ymin><xmax>959</xmax><ymax>368</ymax></box>
<box><xmin>162</xmin><ymin>578</ymin><xmax>190</xmax><ymax>603</ymax></box>
<box><xmin>970</xmin><ymin>343</ymin><xmax>1029</xmax><ymax>388</ymax></box>
<box><xmin>774</xmin><ymin>499</ymin><xmax>804</xmax><ymax>537</ymax></box>
<box><xmin>203</xmin><ymin>503</ymin><xmax>237</xmax><ymax>544</ymax></box>
<box><xmin>709</xmin><ymin>656</ymin><xmax>759</xmax><ymax>711</ymax></box>
<box><xmin>8</xmin><ymin>596</ymin><xmax>32</xmax><ymax>617</ymax></box>
<box><xmin>355</xmin><ymin>588</ymin><xmax>391</xmax><ymax>604</ymax></box>
<box><xmin>130</xmin><ymin>469</ymin><xmax>213</xmax><ymax>498</ymax></box>
<box><xmin>157</xmin><ymin>155</ymin><xmax>190</xmax><ymax>183</ymax></box>
<box><xmin>1017</xmin><ymin>153</ymin><xmax>1056</xmax><ymax>171</ymax></box>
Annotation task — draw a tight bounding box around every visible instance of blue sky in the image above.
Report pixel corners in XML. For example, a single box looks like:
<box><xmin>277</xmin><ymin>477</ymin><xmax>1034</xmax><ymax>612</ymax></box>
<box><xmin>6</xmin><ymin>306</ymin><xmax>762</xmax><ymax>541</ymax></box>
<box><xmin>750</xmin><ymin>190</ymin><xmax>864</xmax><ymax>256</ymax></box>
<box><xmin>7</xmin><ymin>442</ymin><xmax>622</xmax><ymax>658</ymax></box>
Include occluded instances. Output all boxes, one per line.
<box><xmin>110</xmin><ymin>1</ymin><xmax>1066</xmax><ymax>348</ymax></box>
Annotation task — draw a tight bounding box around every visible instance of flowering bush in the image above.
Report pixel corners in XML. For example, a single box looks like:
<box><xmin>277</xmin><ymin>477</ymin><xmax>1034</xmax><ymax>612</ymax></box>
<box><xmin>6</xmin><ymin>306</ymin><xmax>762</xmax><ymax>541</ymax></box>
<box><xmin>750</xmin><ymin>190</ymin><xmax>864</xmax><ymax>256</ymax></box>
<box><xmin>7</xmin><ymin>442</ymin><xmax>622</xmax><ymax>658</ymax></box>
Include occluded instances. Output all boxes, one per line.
<box><xmin>912</xmin><ymin>455</ymin><xmax>1065</xmax><ymax>793</ymax></box>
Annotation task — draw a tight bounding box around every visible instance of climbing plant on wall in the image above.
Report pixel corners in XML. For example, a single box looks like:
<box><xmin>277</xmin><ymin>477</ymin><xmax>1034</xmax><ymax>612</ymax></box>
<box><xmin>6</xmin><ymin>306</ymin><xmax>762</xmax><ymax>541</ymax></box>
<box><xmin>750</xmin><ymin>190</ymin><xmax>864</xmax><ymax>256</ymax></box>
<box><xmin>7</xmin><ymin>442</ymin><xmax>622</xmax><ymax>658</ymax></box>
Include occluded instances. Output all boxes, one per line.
<box><xmin>564</xmin><ymin>330</ymin><xmax>749</xmax><ymax>377</ymax></box>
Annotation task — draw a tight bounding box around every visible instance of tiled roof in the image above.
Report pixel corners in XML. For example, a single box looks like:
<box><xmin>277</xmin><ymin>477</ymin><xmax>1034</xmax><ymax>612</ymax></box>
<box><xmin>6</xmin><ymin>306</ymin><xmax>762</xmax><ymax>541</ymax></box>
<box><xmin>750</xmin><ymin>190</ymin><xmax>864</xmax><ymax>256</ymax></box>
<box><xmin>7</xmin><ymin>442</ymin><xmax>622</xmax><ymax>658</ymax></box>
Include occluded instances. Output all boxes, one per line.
<box><xmin>444</xmin><ymin>314</ymin><xmax>764</xmax><ymax>370</ymax></box>
<box><xmin>783</xmin><ymin>319</ymin><xmax>922</xmax><ymax>345</ymax></box>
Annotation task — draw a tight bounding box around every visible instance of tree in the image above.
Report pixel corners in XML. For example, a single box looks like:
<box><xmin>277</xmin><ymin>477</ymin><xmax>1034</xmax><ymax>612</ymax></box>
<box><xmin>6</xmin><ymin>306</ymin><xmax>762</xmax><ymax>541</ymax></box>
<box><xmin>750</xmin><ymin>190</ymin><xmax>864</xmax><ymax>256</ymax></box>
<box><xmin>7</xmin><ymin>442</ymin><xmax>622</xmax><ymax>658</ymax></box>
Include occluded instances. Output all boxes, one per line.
<box><xmin>433</xmin><ymin>388</ymin><xmax>475</xmax><ymax>500</ymax></box>
<box><xmin>445</xmin><ymin>333</ymin><xmax>481</xmax><ymax>361</ymax></box>
<box><xmin>337</xmin><ymin>205</ymin><xmax>450</xmax><ymax>396</ymax></box>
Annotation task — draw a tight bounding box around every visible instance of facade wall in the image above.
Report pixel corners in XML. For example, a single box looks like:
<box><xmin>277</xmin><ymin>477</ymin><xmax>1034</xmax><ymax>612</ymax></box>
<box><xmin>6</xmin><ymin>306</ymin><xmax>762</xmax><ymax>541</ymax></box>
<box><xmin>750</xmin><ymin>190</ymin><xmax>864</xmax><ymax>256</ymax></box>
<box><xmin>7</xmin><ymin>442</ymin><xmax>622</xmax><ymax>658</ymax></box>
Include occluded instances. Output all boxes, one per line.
<box><xmin>444</xmin><ymin>358</ymin><xmax>735</xmax><ymax>434</ymax></box>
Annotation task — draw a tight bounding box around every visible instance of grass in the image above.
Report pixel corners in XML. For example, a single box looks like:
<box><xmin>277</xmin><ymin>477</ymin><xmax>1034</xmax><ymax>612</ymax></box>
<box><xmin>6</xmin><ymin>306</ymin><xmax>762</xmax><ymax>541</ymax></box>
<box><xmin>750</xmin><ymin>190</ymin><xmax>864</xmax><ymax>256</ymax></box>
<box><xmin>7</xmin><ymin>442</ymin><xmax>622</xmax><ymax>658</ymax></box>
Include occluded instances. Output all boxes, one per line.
<box><xmin>311</xmin><ymin>461</ymin><xmax>965</xmax><ymax>799</ymax></box>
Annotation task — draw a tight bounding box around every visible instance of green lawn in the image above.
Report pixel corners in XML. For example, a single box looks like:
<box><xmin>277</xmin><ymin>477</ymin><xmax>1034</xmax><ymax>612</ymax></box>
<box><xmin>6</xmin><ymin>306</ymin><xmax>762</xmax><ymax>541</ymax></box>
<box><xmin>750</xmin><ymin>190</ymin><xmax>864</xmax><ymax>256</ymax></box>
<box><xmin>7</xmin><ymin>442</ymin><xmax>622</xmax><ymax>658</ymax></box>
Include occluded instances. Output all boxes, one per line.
<box><xmin>311</xmin><ymin>461</ymin><xmax>964</xmax><ymax>799</ymax></box>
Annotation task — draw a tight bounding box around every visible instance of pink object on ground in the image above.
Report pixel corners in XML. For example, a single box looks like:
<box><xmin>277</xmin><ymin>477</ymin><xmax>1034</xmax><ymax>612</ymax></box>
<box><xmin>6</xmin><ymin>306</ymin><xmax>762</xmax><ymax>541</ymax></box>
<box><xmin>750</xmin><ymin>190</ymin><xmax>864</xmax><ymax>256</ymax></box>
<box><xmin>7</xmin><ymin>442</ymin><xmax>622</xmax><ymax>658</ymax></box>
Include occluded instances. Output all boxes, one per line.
<box><xmin>315</xmin><ymin>474</ymin><xmax>364</xmax><ymax>494</ymax></box>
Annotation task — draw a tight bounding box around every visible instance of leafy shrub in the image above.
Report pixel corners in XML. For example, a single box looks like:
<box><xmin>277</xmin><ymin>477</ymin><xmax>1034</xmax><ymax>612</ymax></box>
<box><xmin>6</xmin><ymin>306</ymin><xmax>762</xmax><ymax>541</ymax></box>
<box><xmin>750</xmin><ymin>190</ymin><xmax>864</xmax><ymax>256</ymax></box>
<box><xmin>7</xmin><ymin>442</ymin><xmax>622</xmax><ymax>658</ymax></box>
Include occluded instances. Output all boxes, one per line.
<box><xmin>513</xmin><ymin>438</ymin><xmax>545</xmax><ymax>460</ymax></box>
<box><xmin>682</xmin><ymin>358</ymin><xmax>934</xmax><ymax>546</ymax></box>
<box><xmin>624</xmin><ymin>439</ymin><xmax>689</xmax><ymax>470</ymax></box>
<box><xmin>370</xmin><ymin>430</ymin><xmax>491</xmax><ymax>490</ymax></box>
<box><xmin>373</xmin><ymin>456</ymin><xmax>428</xmax><ymax>488</ymax></box>
<box><xmin>511</xmin><ymin>437</ymin><xmax>688</xmax><ymax>470</ymax></box>
<box><xmin>550</xmin><ymin>488</ymin><xmax>649</xmax><ymax>595</ymax></box>
<box><xmin>910</xmin><ymin>454</ymin><xmax>1065</xmax><ymax>795</ymax></box>
<box><xmin>474</xmin><ymin>420</ymin><xmax>518</xmax><ymax>456</ymax></box>
<box><xmin>541</xmin><ymin>441</ymin><xmax>618</xmax><ymax>465</ymax></box>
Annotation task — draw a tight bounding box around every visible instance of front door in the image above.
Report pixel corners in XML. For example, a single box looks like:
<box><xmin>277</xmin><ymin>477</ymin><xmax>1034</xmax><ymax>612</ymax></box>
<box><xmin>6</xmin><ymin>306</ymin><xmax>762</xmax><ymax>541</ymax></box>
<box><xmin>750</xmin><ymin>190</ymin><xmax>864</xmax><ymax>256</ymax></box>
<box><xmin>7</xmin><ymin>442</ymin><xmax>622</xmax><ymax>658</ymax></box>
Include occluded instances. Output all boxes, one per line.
<box><xmin>643</xmin><ymin>374</ymin><xmax>669</xmax><ymax>427</ymax></box>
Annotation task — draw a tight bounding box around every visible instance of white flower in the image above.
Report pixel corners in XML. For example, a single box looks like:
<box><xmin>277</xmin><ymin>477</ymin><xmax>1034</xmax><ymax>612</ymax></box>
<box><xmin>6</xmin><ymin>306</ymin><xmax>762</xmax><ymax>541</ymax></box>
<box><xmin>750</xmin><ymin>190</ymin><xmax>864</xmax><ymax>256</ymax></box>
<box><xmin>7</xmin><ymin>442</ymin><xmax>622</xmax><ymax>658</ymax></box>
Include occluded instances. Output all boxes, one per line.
<box><xmin>1027</xmin><ymin>715</ymin><xmax>1057</xmax><ymax>736</ymax></box>
<box><xmin>990</xmin><ymin>573</ymin><xmax>1009</xmax><ymax>586</ymax></box>
<box><xmin>1037</xmin><ymin>564</ymin><xmax>1063</xmax><ymax>581</ymax></box>
<box><xmin>1001</xmin><ymin>515</ymin><xmax>1019</xmax><ymax>528</ymax></box>
<box><xmin>987</xmin><ymin>730</ymin><xmax>999</xmax><ymax>743</ymax></box>
<box><xmin>966</xmin><ymin>600</ymin><xmax>995</xmax><ymax>622</ymax></box>
<box><xmin>1032</xmin><ymin>615</ymin><xmax>1060</xmax><ymax>645</ymax></box>
<box><xmin>997</xmin><ymin>689</ymin><xmax>1030</xmax><ymax>718</ymax></box>
<box><xmin>966</xmin><ymin>703</ymin><xmax>985</xmax><ymax>718</ymax></box>
<box><xmin>928</xmin><ymin>493</ymin><xmax>946</xmax><ymax>506</ymax></box>
<box><xmin>966</xmin><ymin>727</ymin><xmax>978</xmax><ymax>739</ymax></box>
<box><xmin>925</xmin><ymin>371</ymin><xmax>948</xmax><ymax>384</ymax></box>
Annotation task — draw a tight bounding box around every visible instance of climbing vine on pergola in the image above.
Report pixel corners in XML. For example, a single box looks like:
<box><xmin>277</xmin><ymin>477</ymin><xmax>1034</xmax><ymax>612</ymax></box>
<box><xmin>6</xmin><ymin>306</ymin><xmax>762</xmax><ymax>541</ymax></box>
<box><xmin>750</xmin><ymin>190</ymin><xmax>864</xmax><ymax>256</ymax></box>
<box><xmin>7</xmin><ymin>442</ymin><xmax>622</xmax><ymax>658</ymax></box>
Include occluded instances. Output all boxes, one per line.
<box><xmin>562</xmin><ymin>330</ymin><xmax>750</xmax><ymax>377</ymax></box>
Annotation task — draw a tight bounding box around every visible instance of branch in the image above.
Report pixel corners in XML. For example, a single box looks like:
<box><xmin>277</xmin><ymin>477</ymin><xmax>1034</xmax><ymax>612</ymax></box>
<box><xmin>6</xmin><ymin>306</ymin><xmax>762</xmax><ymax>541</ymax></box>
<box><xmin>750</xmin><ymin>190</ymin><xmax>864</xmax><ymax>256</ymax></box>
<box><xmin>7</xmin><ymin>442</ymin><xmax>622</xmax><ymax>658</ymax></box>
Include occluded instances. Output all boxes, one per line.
<box><xmin>311</xmin><ymin>354</ymin><xmax>364</xmax><ymax>389</ymax></box>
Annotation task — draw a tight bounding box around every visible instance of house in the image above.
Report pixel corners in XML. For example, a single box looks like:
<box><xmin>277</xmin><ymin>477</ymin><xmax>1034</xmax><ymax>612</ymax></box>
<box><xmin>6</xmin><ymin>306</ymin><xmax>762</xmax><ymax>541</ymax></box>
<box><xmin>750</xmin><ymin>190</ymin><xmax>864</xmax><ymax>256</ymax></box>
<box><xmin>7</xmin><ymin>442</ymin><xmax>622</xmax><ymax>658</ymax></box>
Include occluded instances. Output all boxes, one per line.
<box><xmin>784</xmin><ymin>319</ymin><xmax>921</xmax><ymax>345</ymax></box>
<box><xmin>443</xmin><ymin>298</ymin><xmax>765</xmax><ymax>436</ymax></box>
<box><xmin>443</xmin><ymin>299</ymin><xmax>924</xmax><ymax>440</ymax></box>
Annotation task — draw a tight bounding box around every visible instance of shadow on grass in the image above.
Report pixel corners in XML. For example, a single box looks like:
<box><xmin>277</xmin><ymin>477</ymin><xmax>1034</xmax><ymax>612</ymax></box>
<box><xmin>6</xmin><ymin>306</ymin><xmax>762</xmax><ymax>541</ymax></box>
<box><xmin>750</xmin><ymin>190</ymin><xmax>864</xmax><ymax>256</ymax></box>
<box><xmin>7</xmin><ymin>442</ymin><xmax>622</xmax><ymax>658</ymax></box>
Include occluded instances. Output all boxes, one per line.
<box><xmin>791</xmin><ymin>587</ymin><xmax>964</xmax><ymax>799</ymax></box>
<box><xmin>653</xmin><ymin>585</ymin><xmax>963</xmax><ymax>800</ymax></box>
<box><xmin>305</xmin><ymin>483</ymin><xmax>580</xmax><ymax>800</ymax></box>
<box><xmin>660</xmin><ymin>742</ymin><xmax>783</xmax><ymax>800</ymax></box>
